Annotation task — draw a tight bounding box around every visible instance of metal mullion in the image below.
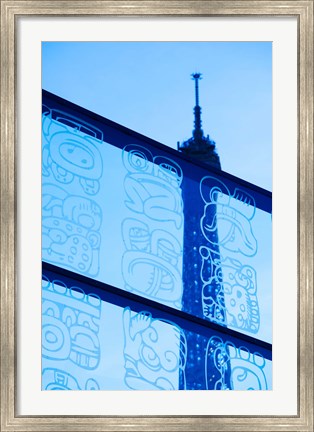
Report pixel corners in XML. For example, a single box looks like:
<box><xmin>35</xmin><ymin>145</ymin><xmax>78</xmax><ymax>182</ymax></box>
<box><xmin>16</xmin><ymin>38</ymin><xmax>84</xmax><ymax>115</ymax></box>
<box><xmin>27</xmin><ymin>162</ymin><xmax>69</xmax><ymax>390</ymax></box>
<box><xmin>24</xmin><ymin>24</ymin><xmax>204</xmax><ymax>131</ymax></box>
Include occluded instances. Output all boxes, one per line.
<box><xmin>42</xmin><ymin>261</ymin><xmax>272</xmax><ymax>360</ymax></box>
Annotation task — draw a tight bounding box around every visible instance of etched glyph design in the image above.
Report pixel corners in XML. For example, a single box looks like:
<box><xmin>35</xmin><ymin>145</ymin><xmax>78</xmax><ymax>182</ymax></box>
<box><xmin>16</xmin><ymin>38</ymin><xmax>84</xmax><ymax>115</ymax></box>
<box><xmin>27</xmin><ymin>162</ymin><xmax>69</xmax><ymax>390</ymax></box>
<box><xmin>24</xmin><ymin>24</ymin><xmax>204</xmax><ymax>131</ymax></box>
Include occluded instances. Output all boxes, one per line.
<box><xmin>42</xmin><ymin>368</ymin><xmax>100</xmax><ymax>390</ymax></box>
<box><xmin>121</xmin><ymin>145</ymin><xmax>184</xmax><ymax>308</ymax></box>
<box><xmin>122</xmin><ymin>218</ymin><xmax>183</xmax><ymax>307</ymax></box>
<box><xmin>42</xmin><ymin>108</ymin><xmax>103</xmax><ymax>195</ymax></box>
<box><xmin>200</xmin><ymin>248</ymin><xmax>259</xmax><ymax>332</ymax></box>
<box><xmin>42</xmin><ymin>184</ymin><xmax>102</xmax><ymax>276</ymax></box>
<box><xmin>200</xmin><ymin>177</ymin><xmax>257</xmax><ymax>257</ymax></box>
<box><xmin>199</xmin><ymin>176</ymin><xmax>260</xmax><ymax>333</ymax></box>
<box><xmin>122</xmin><ymin>145</ymin><xmax>183</xmax><ymax>229</ymax></box>
<box><xmin>122</xmin><ymin>308</ymin><xmax>187</xmax><ymax>390</ymax></box>
<box><xmin>205</xmin><ymin>336</ymin><xmax>267</xmax><ymax>390</ymax></box>
<box><xmin>42</xmin><ymin>106</ymin><xmax>104</xmax><ymax>278</ymax></box>
<box><xmin>42</xmin><ymin>276</ymin><xmax>102</xmax><ymax>370</ymax></box>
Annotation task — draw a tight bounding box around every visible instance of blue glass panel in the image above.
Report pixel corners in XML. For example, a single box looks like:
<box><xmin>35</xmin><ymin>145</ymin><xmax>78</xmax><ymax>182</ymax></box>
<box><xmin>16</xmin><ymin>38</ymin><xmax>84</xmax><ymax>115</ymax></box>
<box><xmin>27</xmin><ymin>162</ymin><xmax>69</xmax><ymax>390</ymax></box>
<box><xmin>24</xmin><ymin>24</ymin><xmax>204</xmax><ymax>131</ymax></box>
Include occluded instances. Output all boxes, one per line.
<box><xmin>42</xmin><ymin>108</ymin><xmax>185</xmax><ymax>306</ymax></box>
<box><xmin>198</xmin><ymin>176</ymin><xmax>272</xmax><ymax>342</ymax></box>
<box><xmin>42</xmin><ymin>109</ymin><xmax>104</xmax><ymax>277</ymax></box>
<box><xmin>42</xmin><ymin>277</ymin><xmax>186</xmax><ymax>391</ymax></box>
<box><xmin>42</xmin><ymin>91</ymin><xmax>272</xmax><ymax>346</ymax></box>
<box><xmin>42</xmin><ymin>274</ymin><xmax>271</xmax><ymax>391</ymax></box>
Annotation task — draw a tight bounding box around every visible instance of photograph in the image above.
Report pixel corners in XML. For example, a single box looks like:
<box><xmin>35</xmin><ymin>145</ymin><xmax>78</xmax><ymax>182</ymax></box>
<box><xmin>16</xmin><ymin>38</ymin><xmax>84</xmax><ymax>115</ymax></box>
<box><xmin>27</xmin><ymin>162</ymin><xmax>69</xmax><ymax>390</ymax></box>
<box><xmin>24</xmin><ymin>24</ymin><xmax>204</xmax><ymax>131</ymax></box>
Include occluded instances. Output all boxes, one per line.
<box><xmin>41</xmin><ymin>41</ymin><xmax>272</xmax><ymax>391</ymax></box>
<box><xmin>1</xmin><ymin>1</ymin><xmax>313</xmax><ymax>430</ymax></box>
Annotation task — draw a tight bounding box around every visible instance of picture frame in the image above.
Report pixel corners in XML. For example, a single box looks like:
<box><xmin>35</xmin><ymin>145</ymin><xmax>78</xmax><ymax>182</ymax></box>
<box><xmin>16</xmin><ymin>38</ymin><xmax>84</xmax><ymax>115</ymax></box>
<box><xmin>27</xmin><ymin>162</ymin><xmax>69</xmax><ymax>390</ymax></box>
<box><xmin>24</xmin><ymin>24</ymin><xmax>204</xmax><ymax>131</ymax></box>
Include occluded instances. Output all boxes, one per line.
<box><xmin>0</xmin><ymin>1</ymin><xmax>313</xmax><ymax>431</ymax></box>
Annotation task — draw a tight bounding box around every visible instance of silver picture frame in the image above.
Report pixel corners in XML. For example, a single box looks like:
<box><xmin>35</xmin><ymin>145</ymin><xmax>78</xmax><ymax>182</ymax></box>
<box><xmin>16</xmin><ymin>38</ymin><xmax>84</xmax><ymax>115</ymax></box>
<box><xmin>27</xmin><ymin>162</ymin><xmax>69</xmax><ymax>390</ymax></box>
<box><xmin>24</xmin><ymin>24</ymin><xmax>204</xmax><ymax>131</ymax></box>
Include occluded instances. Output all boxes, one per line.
<box><xmin>1</xmin><ymin>1</ymin><xmax>313</xmax><ymax>430</ymax></box>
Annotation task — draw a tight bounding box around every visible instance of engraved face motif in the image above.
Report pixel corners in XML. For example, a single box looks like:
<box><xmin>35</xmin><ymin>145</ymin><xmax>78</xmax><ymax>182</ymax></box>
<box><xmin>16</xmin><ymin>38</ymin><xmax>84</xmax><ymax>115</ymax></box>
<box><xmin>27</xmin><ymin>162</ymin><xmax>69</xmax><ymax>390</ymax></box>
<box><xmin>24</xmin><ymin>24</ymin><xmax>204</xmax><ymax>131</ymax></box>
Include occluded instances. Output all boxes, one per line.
<box><xmin>202</xmin><ymin>200</ymin><xmax>257</xmax><ymax>256</ymax></box>
<box><xmin>200</xmin><ymin>177</ymin><xmax>257</xmax><ymax>257</ymax></box>
<box><xmin>42</xmin><ymin>115</ymin><xmax>103</xmax><ymax>195</ymax></box>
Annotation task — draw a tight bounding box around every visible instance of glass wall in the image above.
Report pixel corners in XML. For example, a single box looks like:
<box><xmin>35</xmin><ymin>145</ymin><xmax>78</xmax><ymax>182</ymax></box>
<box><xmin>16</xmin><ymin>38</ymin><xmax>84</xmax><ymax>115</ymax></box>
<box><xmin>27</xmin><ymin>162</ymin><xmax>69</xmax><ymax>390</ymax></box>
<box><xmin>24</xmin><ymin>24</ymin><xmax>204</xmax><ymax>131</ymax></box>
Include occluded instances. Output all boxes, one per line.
<box><xmin>42</xmin><ymin>90</ymin><xmax>272</xmax><ymax>390</ymax></box>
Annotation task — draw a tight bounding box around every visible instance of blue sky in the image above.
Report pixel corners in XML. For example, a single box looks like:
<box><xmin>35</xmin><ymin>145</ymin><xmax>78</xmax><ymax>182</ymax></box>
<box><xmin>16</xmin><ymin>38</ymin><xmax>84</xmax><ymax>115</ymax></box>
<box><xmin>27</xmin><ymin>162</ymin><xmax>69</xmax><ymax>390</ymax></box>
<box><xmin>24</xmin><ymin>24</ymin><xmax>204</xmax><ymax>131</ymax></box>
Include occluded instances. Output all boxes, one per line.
<box><xmin>42</xmin><ymin>41</ymin><xmax>272</xmax><ymax>190</ymax></box>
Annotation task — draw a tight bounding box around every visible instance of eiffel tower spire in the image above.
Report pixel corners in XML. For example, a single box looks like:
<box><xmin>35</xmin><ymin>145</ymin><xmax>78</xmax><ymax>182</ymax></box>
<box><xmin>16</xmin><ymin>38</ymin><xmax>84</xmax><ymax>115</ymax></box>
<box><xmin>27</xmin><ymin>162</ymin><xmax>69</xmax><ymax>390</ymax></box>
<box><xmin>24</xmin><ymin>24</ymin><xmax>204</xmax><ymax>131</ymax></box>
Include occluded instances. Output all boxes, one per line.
<box><xmin>192</xmin><ymin>72</ymin><xmax>203</xmax><ymax>139</ymax></box>
<box><xmin>177</xmin><ymin>73</ymin><xmax>221</xmax><ymax>169</ymax></box>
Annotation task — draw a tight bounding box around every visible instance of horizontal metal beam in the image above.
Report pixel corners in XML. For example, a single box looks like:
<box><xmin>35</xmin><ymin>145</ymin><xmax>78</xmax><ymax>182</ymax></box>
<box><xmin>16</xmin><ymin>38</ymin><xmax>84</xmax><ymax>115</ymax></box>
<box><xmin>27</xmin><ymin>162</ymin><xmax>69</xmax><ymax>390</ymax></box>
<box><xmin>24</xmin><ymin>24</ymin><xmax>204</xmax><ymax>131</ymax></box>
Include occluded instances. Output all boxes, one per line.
<box><xmin>42</xmin><ymin>261</ymin><xmax>272</xmax><ymax>360</ymax></box>
<box><xmin>42</xmin><ymin>90</ymin><xmax>272</xmax><ymax>213</ymax></box>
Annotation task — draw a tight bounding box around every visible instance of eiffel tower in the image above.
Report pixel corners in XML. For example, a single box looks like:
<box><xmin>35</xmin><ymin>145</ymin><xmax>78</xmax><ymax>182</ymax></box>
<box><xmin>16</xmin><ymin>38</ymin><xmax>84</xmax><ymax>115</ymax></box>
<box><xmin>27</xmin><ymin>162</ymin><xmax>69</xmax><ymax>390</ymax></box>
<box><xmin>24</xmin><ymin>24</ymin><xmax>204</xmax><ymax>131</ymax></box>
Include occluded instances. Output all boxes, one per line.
<box><xmin>178</xmin><ymin>73</ymin><xmax>220</xmax><ymax>169</ymax></box>
<box><xmin>178</xmin><ymin>74</ymin><xmax>230</xmax><ymax>390</ymax></box>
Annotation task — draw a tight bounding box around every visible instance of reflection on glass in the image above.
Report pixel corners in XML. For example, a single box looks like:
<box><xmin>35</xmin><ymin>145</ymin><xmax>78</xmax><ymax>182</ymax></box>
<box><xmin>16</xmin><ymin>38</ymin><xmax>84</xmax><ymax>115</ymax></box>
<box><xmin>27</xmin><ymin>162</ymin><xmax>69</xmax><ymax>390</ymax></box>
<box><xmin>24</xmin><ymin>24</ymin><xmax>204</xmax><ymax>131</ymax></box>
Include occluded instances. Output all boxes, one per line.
<box><xmin>42</xmin><ymin>110</ymin><xmax>271</xmax><ymax>341</ymax></box>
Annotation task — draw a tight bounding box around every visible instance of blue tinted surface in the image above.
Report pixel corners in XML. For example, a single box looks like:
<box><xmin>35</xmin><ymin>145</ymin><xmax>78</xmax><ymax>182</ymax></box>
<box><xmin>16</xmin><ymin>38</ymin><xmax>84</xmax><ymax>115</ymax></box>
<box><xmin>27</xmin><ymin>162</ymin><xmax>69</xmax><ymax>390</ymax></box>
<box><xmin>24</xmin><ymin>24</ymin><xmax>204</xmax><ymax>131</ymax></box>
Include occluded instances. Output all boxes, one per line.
<box><xmin>42</xmin><ymin>276</ymin><xmax>104</xmax><ymax>390</ymax></box>
<box><xmin>198</xmin><ymin>176</ymin><xmax>272</xmax><ymax>342</ymax></box>
<box><xmin>42</xmin><ymin>92</ymin><xmax>272</xmax><ymax>390</ymax></box>
<box><xmin>42</xmin><ymin>277</ymin><xmax>186</xmax><ymax>391</ymax></box>
<box><xmin>121</xmin><ymin>144</ymin><xmax>184</xmax><ymax>308</ymax></box>
<box><xmin>42</xmin><ymin>276</ymin><xmax>271</xmax><ymax>390</ymax></box>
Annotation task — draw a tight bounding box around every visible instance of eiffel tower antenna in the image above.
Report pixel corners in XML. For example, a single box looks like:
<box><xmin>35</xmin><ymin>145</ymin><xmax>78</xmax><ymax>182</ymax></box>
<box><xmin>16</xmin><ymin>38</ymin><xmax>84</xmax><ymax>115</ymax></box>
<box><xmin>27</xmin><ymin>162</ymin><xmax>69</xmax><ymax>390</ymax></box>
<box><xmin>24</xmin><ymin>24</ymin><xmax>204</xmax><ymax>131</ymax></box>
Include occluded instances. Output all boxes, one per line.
<box><xmin>177</xmin><ymin>73</ymin><xmax>221</xmax><ymax>169</ymax></box>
